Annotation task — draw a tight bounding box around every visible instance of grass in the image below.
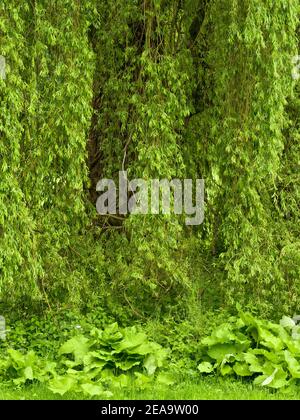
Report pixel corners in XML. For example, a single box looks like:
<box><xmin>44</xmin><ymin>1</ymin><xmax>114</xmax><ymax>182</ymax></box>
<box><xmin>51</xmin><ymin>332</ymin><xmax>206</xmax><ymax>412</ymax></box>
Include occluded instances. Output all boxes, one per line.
<box><xmin>0</xmin><ymin>377</ymin><xmax>299</xmax><ymax>400</ymax></box>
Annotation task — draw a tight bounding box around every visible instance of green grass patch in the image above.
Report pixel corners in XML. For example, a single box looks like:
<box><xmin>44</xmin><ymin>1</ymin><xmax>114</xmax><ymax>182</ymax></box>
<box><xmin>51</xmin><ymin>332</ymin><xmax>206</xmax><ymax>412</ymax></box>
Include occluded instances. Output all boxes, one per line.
<box><xmin>0</xmin><ymin>377</ymin><xmax>299</xmax><ymax>400</ymax></box>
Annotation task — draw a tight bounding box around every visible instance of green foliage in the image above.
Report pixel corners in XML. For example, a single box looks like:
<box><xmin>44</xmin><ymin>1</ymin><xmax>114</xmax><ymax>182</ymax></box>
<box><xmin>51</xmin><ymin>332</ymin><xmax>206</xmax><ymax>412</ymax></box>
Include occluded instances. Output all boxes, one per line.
<box><xmin>189</xmin><ymin>0</ymin><xmax>300</xmax><ymax>315</ymax></box>
<box><xmin>0</xmin><ymin>0</ymin><xmax>98</xmax><ymax>308</ymax></box>
<box><xmin>0</xmin><ymin>307</ymin><xmax>113</xmax><ymax>358</ymax></box>
<box><xmin>0</xmin><ymin>349</ymin><xmax>56</xmax><ymax>386</ymax></box>
<box><xmin>88</xmin><ymin>0</ymin><xmax>197</xmax><ymax>316</ymax></box>
<box><xmin>58</xmin><ymin>322</ymin><xmax>167</xmax><ymax>374</ymax></box>
<box><xmin>1</xmin><ymin>0</ymin><xmax>300</xmax><ymax>321</ymax></box>
<box><xmin>3</xmin><ymin>1</ymin><xmax>300</xmax><ymax>401</ymax></box>
<box><xmin>198</xmin><ymin>308</ymin><xmax>300</xmax><ymax>390</ymax></box>
<box><xmin>0</xmin><ymin>321</ymin><xmax>169</xmax><ymax>397</ymax></box>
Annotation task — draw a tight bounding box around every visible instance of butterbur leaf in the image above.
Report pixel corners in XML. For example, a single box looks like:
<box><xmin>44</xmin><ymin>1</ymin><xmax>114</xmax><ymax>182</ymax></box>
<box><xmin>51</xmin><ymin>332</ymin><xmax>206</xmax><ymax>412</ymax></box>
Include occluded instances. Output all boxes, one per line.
<box><xmin>233</xmin><ymin>362</ymin><xmax>252</xmax><ymax>377</ymax></box>
<box><xmin>238</xmin><ymin>311</ymin><xmax>258</xmax><ymax>330</ymax></box>
<box><xmin>207</xmin><ymin>344</ymin><xmax>241</xmax><ymax>361</ymax></box>
<box><xmin>65</xmin><ymin>368</ymin><xmax>82</xmax><ymax>377</ymax></box>
<box><xmin>269</xmin><ymin>374</ymin><xmax>289</xmax><ymax>389</ymax></box>
<box><xmin>112</xmin><ymin>328</ymin><xmax>148</xmax><ymax>353</ymax></box>
<box><xmin>115</xmin><ymin>359</ymin><xmax>141</xmax><ymax>371</ymax></box>
<box><xmin>80</xmin><ymin>383</ymin><xmax>111</xmax><ymax>397</ymax></box>
<box><xmin>85</xmin><ymin>350</ymin><xmax>114</xmax><ymax>362</ymax></box>
<box><xmin>134</xmin><ymin>372</ymin><xmax>153</xmax><ymax>389</ymax></box>
<box><xmin>283</xmin><ymin>350</ymin><xmax>300</xmax><ymax>378</ymax></box>
<box><xmin>85</xmin><ymin>362</ymin><xmax>107</xmax><ymax>373</ymax></box>
<box><xmin>143</xmin><ymin>354</ymin><xmax>157</xmax><ymax>375</ymax></box>
<box><xmin>257</xmin><ymin>367</ymin><xmax>288</xmax><ymax>389</ymax></box>
<box><xmin>84</xmin><ymin>367</ymin><xmax>104</xmax><ymax>381</ymax></box>
<box><xmin>156</xmin><ymin>373</ymin><xmax>175</xmax><ymax>386</ymax></box>
<box><xmin>258</xmin><ymin>327</ymin><xmax>284</xmax><ymax>352</ymax></box>
<box><xmin>13</xmin><ymin>377</ymin><xmax>27</xmax><ymax>385</ymax></box>
<box><xmin>251</xmin><ymin>348</ymin><xmax>282</xmax><ymax>364</ymax></box>
<box><xmin>222</xmin><ymin>353</ymin><xmax>236</xmax><ymax>364</ymax></box>
<box><xmin>24</xmin><ymin>351</ymin><xmax>37</xmax><ymax>368</ymax></box>
<box><xmin>59</xmin><ymin>335</ymin><xmax>90</xmax><ymax>362</ymax></box>
<box><xmin>83</xmin><ymin>353</ymin><xmax>108</xmax><ymax>371</ymax></box>
<box><xmin>83</xmin><ymin>351</ymin><xmax>112</xmax><ymax>366</ymax></box>
<box><xmin>2</xmin><ymin>323</ymin><xmax>167</xmax><ymax>391</ymax></box>
<box><xmin>198</xmin><ymin>313</ymin><xmax>300</xmax><ymax>390</ymax></box>
<box><xmin>24</xmin><ymin>366</ymin><xmax>33</xmax><ymax>380</ymax></box>
<box><xmin>280</xmin><ymin>316</ymin><xmax>295</xmax><ymax>330</ymax></box>
<box><xmin>149</xmin><ymin>345</ymin><xmax>168</xmax><ymax>367</ymax></box>
<box><xmin>234</xmin><ymin>332</ymin><xmax>251</xmax><ymax>348</ymax></box>
<box><xmin>280</xmin><ymin>379</ymin><xmax>297</xmax><ymax>394</ymax></box>
<box><xmin>8</xmin><ymin>349</ymin><xmax>28</xmax><ymax>367</ymax></box>
<box><xmin>197</xmin><ymin>361</ymin><xmax>214</xmax><ymax>373</ymax></box>
<box><xmin>43</xmin><ymin>361</ymin><xmax>57</xmax><ymax>377</ymax></box>
<box><xmin>48</xmin><ymin>376</ymin><xmax>77</xmax><ymax>395</ymax></box>
<box><xmin>235</xmin><ymin>318</ymin><xmax>245</xmax><ymax>329</ymax></box>
<box><xmin>100</xmin><ymin>323</ymin><xmax>123</xmax><ymax>346</ymax></box>
<box><xmin>124</xmin><ymin>342</ymin><xmax>154</xmax><ymax>356</ymax></box>
<box><xmin>100</xmin><ymin>368</ymin><xmax>116</xmax><ymax>380</ymax></box>
<box><xmin>201</xmin><ymin>324</ymin><xmax>237</xmax><ymax>346</ymax></box>
<box><xmin>220</xmin><ymin>364</ymin><xmax>233</xmax><ymax>376</ymax></box>
<box><xmin>63</xmin><ymin>360</ymin><xmax>81</xmax><ymax>368</ymax></box>
<box><xmin>291</xmin><ymin>326</ymin><xmax>300</xmax><ymax>340</ymax></box>
<box><xmin>254</xmin><ymin>369</ymin><xmax>277</xmax><ymax>387</ymax></box>
<box><xmin>109</xmin><ymin>374</ymin><xmax>131</xmax><ymax>389</ymax></box>
<box><xmin>219</xmin><ymin>354</ymin><xmax>235</xmax><ymax>376</ymax></box>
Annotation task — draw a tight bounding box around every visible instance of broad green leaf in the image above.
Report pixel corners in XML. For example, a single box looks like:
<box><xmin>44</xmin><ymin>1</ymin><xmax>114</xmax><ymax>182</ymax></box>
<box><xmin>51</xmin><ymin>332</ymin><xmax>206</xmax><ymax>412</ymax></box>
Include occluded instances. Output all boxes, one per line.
<box><xmin>284</xmin><ymin>350</ymin><xmax>300</xmax><ymax>378</ymax></box>
<box><xmin>243</xmin><ymin>352</ymin><xmax>264</xmax><ymax>373</ymax></box>
<box><xmin>24</xmin><ymin>366</ymin><xmax>33</xmax><ymax>380</ymax></box>
<box><xmin>197</xmin><ymin>361</ymin><xmax>214</xmax><ymax>373</ymax></box>
<box><xmin>115</xmin><ymin>359</ymin><xmax>141</xmax><ymax>371</ymax></box>
<box><xmin>83</xmin><ymin>355</ymin><xmax>107</xmax><ymax>372</ymax></box>
<box><xmin>48</xmin><ymin>376</ymin><xmax>77</xmax><ymax>395</ymax></box>
<box><xmin>80</xmin><ymin>383</ymin><xmax>108</xmax><ymax>397</ymax></box>
<box><xmin>143</xmin><ymin>354</ymin><xmax>158</xmax><ymax>375</ymax></box>
<box><xmin>233</xmin><ymin>362</ymin><xmax>251</xmax><ymax>377</ymax></box>
<box><xmin>201</xmin><ymin>323</ymin><xmax>236</xmax><ymax>345</ymax></box>
<box><xmin>83</xmin><ymin>351</ymin><xmax>112</xmax><ymax>366</ymax></box>
<box><xmin>99</xmin><ymin>323</ymin><xmax>123</xmax><ymax>346</ymax></box>
<box><xmin>43</xmin><ymin>361</ymin><xmax>57</xmax><ymax>377</ymax></box>
<box><xmin>220</xmin><ymin>364</ymin><xmax>233</xmax><ymax>376</ymax></box>
<box><xmin>256</xmin><ymin>368</ymin><xmax>278</xmax><ymax>386</ymax></box>
<box><xmin>207</xmin><ymin>344</ymin><xmax>241</xmax><ymax>361</ymax></box>
<box><xmin>112</xmin><ymin>329</ymin><xmax>148</xmax><ymax>353</ymax></box>
<box><xmin>156</xmin><ymin>373</ymin><xmax>175</xmax><ymax>386</ymax></box>
<box><xmin>7</xmin><ymin>349</ymin><xmax>26</xmax><ymax>367</ymax></box>
<box><xmin>280</xmin><ymin>316</ymin><xmax>295</xmax><ymax>330</ymax></box>
<box><xmin>84</xmin><ymin>367</ymin><xmax>106</xmax><ymax>381</ymax></box>
<box><xmin>133</xmin><ymin>372</ymin><xmax>153</xmax><ymax>389</ymax></box>
<box><xmin>238</xmin><ymin>311</ymin><xmax>258</xmax><ymax>329</ymax></box>
<box><xmin>256</xmin><ymin>367</ymin><xmax>288</xmax><ymax>389</ymax></box>
<box><xmin>258</xmin><ymin>327</ymin><xmax>284</xmax><ymax>352</ymax></box>
<box><xmin>109</xmin><ymin>374</ymin><xmax>131</xmax><ymax>389</ymax></box>
<box><xmin>251</xmin><ymin>348</ymin><xmax>282</xmax><ymax>364</ymax></box>
<box><xmin>291</xmin><ymin>326</ymin><xmax>300</xmax><ymax>341</ymax></box>
<box><xmin>13</xmin><ymin>377</ymin><xmax>27</xmax><ymax>385</ymax></box>
<box><xmin>59</xmin><ymin>335</ymin><xmax>90</xmax><ymax>362</ymax></box>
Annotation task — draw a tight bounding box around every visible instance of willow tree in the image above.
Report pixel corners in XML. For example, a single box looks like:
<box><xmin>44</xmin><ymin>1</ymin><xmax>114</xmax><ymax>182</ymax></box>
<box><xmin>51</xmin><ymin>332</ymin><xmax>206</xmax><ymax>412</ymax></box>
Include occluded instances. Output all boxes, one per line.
<box><xmin>0</xmin><ymin>0</ymin><xmax>299</xmax><ymax>318</ymax></box>
<box><xmin>193</xmin><ymin>0</ymin><xmax>300</xmax><ymax>314</ymax></box>
<box><xmin>0</xmin><ymin>1</ymin><xmax>96</xmax><ymax>308</ymax></box>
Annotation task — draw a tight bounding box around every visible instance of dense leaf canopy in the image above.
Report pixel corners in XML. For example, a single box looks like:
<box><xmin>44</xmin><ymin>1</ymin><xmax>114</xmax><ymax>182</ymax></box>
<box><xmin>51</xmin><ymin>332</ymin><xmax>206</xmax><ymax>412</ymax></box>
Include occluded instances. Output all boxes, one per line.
<box><xmin>0</xmin><ymin>0</ymin><xmax>299</xmax><ymax>318</ymax></box>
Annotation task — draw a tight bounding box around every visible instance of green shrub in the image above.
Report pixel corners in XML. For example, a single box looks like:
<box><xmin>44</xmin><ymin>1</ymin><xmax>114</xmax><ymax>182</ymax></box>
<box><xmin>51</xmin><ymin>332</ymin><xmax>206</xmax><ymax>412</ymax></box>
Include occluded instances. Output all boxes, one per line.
<box><xmin>198</xmin><ymin>307</ymin><xmax>300</xmax><ymax>390</ymax></box>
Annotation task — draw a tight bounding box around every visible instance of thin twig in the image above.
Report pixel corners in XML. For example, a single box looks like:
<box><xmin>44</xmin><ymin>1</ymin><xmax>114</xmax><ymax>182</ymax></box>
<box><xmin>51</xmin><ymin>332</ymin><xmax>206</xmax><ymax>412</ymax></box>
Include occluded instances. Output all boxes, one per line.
<box><xmin>124</xmin><ymin>292</ymin><xmax>145</xmax><ymax>319</ymax></box>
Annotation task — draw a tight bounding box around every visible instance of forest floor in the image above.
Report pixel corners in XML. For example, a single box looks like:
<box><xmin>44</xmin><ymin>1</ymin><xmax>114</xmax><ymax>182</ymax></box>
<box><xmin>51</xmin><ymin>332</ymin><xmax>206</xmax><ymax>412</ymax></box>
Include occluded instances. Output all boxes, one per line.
<box><xmin>0</xmin><ymin>377</ymin><xmax>299</xmax><ymax>400</ymax></box>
